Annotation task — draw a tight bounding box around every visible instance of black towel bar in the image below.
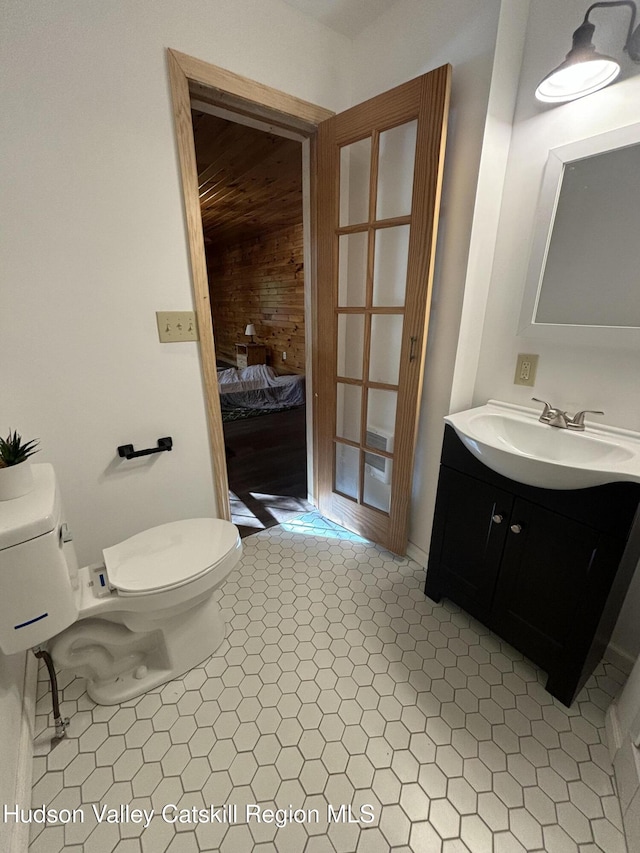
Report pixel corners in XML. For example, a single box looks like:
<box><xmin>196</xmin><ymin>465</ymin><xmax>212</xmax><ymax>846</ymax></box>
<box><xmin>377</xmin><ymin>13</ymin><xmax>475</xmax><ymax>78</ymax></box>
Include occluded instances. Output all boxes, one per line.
<box><xmin>117</xmin><ymin>437</ymin><xmax>173</xmax><ymax>460</ymax></box>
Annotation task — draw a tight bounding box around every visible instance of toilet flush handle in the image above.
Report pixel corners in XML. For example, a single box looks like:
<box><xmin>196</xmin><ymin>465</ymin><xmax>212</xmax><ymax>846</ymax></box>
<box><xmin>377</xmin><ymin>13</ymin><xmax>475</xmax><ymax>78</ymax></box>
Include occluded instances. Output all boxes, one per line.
<box><xmin>59</xmin><ymin>523</ymin><xmax>73</xmax><ymax>543</ymax></box>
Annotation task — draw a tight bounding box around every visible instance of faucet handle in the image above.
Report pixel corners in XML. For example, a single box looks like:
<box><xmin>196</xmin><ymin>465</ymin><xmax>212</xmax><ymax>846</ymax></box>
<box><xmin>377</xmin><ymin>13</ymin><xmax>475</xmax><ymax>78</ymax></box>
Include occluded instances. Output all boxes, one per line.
<box><xmin>567</xmin><ymin>409</ymin><xmax>604</xmax><ymax>430</ymax></box>
<box><xmin>532</xmin><ymin>397</ymin><xmax>554</xmax><ymax>422</ymax></box>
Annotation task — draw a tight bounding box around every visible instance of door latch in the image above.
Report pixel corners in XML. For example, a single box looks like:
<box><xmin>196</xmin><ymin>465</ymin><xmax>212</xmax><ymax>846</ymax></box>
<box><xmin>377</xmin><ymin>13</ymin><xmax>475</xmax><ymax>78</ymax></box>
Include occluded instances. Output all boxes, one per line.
<box><xmin>409</xmin><ymin>336</ymin><xmax>418</xmax><ymax>361</ymax></box>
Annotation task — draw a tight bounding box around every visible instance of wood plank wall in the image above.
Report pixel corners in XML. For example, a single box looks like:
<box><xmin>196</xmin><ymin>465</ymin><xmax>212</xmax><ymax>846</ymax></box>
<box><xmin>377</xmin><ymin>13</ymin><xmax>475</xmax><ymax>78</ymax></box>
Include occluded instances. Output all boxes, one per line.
<box><xmin>207</xmin><ymin>223</ymin><xmax>305</xmax><ymax>374</ymax></box>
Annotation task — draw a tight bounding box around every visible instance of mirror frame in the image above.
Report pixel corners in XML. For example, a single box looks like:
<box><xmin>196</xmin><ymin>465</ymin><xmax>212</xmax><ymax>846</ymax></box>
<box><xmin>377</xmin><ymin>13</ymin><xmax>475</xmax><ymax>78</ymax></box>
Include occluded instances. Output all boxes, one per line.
<box><xmin>518</xmin><ymin>121</ymin><xmax>640</xmax><ymax>348</ymax></box>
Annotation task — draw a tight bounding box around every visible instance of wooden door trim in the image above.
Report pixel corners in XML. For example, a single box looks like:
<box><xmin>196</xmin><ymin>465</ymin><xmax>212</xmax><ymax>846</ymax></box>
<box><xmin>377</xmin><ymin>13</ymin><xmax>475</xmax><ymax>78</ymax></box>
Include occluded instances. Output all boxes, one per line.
<box><xmin>167</xmin><ymin>49</ymin><xmax>333</xmax><ymax>519</ymax></box>
<box><xmin>171</xmin><ymin>49</ymin><xmax>333</xmax><ymax>131</ymax></box>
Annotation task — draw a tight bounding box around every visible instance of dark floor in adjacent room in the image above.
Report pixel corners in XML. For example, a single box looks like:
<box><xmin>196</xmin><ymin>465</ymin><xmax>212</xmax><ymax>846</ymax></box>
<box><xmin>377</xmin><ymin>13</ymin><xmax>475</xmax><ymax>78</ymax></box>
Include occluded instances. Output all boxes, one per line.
<box><xmin>223</xmin><ymin>405</ymin><xmax>312</xmax><ymax>537</ymax></box>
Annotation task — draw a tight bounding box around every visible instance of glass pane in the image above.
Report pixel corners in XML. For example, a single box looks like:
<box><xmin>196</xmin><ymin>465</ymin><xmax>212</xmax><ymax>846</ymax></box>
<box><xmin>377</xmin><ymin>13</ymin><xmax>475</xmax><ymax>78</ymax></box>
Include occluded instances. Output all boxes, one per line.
<box><xmin>369</xmin><ymin>314</ymin><xmax>403</xmax><ymax>385</ymax></box>
<box><xmin>363</xmin><ymin>452</ymin><xmax>392</xmax><ymax>513</ymax></box>
<box><xmin>372</xmin><ymin>225</ymin><xmax>410</xmax><ymax>307</ymax></box>
<box><xmin>337</xmin><ymin>313</ymin><xmax>364</xmax><ymax>380</ymax></box>
<box><xmin>336</xmin><ymin>383</ymin><xmax>362</xmax><ymax>443</ymax></box>
<box><xmin>366</xmin><ymin>389</ymin><xmax>397</xmax><ymax>449</ymax></box>
<box><xmin>335</xmin><ymin>443</ymin><xmax>359</xmax><ymax>501</ymax></box>
<box><xmin>338</xmin><ymin>232</ymin><xmax>368</xmax><ymax>307</ymax></box>
<box><xmin>376</xmin><ymin>120</ymin><xmax>417</xmax><ymax>220</ymax></box>
<box><xmin>340</xmin><ymin>138</ymin><xmax>371</xmax><ymax>227</ymax></box>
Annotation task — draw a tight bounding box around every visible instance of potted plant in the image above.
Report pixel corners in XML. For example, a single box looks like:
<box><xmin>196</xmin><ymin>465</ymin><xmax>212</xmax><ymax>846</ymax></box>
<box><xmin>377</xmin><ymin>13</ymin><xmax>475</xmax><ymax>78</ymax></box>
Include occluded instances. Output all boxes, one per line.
<box><xmin>0</xmin><ymin>430</ymin><xmax>40</xmax><ymax>500</ymax></box>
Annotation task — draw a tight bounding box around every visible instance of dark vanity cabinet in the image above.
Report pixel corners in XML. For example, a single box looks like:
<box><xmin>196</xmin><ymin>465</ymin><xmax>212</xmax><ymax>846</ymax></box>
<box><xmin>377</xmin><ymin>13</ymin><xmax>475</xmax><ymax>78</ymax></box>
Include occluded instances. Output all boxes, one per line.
<box><xmin>425</xmin><ymin>426</ymin><xmax>640</xmax><ymax>706</ymax></box>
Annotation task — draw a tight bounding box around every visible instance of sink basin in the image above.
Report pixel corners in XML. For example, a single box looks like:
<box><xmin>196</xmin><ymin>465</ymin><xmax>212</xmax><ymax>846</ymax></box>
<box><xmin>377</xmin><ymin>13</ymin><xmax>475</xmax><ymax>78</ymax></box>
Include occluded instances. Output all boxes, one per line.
<box><xmin>445</xmin><ymin>400</ymin><xmax>640</xmax><ymax>490</ymax></box>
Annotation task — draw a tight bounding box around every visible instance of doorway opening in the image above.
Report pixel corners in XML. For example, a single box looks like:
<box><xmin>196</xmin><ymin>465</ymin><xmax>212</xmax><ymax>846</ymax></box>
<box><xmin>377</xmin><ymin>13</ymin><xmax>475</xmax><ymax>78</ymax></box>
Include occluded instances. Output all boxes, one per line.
<box><xmin>168</xmin><ymin>51</ymin><xmax>450</xmax><ymax>554</ymax></box>
<box><xmin>191</xmin><ymin>108</ymin><xmax>311</xmax><ymax>535</ymax></box>
<box><xmin>167</xmin><ymin>49</ymin><xmax>333</xmax><ymax>529</ymax></box>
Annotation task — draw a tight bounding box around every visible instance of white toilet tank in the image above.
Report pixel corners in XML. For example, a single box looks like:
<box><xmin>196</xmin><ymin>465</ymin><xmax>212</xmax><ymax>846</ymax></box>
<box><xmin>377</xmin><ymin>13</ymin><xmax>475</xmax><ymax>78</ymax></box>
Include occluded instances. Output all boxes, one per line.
<box><xmin>0</xmin><ymin>464</ymin><xmax>79</xmax><ymax>654</ymax></box>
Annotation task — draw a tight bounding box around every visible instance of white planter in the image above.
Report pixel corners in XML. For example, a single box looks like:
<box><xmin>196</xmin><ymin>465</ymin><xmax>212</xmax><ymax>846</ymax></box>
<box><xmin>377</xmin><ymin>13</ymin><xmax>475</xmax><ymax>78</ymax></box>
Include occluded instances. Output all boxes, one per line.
<box><xmin>0</xmin><ymin>462</ymin><xmax>34</xmax><ymax>501</ymax></box>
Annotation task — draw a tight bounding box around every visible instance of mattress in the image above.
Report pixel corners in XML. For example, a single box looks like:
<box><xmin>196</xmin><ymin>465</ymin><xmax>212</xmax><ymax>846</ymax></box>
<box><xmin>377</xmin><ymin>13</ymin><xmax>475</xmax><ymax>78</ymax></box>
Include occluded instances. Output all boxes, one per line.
<box><xmin>217</xmin><ymin>365</ymin><xmax>305</xmax><ymax>410</ymax></box>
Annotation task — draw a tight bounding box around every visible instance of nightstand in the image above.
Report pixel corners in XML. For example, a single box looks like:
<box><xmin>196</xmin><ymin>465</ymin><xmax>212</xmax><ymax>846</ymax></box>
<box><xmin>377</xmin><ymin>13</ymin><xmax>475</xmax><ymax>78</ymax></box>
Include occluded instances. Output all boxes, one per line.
<box><xmin>235</xmin><ymin>343</ymin><xmax>267</xmax><ymax>368</ymax></box>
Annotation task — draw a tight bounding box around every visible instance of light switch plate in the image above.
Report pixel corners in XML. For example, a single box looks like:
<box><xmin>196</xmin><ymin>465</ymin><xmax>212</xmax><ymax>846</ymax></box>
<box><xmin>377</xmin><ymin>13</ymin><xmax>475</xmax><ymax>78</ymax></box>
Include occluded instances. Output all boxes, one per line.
<box><xmin>514</xmin><ymin>353</ymin><xmax>539</xmax><ymax>386</ymax></box>
<box><xmin>156</xmin><ymin>311</ymin><xmax>199</xmax><ymax>343</ymax></box>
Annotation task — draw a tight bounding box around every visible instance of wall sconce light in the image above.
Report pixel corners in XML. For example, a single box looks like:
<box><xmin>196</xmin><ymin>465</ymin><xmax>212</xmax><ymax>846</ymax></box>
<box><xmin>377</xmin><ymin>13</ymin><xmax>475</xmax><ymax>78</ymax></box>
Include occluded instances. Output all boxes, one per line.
<box><xmin>536</xmin><ymin>0</ymin><xmax>640</xmax><ymax>103</ymax></box>
<box><xmin>244</xmin><ymin>323</ymin><xmax>256</xmax><ymax>343</ymax></box>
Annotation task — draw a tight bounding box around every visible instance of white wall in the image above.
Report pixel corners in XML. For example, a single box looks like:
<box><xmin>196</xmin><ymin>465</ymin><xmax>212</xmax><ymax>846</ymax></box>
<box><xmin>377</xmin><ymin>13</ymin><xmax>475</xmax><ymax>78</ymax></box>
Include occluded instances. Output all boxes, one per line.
<box><xmin>349</xmin><ymin>0</ymin><xmax>507</xmax><ymax>556</ymax></box>
<box><xmin>0</xmin><ymin>0</ymin><xmax>351</xmax><ymax>567</ymax></box>
<box><xmin>472</xmin><ymin>0</ymin><xmax>640</xmax><ymax>660</ymax></box>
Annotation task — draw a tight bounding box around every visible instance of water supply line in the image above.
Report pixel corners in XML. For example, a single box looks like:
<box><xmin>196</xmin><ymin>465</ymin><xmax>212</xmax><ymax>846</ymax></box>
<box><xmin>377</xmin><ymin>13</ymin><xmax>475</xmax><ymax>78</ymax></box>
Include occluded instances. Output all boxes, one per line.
<box><xmin>33</xmin><ymin>647</ymin><xmax>70</xmax><ymax>740</ymax></box>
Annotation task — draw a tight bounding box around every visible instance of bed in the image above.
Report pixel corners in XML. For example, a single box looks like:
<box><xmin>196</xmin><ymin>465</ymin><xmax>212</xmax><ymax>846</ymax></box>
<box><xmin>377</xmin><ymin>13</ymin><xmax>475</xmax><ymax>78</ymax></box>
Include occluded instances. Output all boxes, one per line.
<box><xmin>217</xmin><ymin>364</ymin><xmax>305</xmax><ymax>414</ymax></box>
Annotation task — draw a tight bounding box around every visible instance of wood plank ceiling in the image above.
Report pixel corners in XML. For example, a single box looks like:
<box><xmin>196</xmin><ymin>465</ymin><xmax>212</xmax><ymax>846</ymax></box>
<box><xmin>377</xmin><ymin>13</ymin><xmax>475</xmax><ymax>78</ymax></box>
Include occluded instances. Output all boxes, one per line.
<box><xmin>192</xmin><ymin>111</ymin><xmax>303</xmax><ymax>247</ymax></box>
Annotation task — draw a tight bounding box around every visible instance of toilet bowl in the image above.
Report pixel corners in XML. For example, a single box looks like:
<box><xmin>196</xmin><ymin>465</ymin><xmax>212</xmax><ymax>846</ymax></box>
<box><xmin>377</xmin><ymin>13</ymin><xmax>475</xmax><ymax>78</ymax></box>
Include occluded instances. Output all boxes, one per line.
<box><xmin>0</xmin><ymin>464</ymin><xmax>241</xmax><ymax>704</ymax></box>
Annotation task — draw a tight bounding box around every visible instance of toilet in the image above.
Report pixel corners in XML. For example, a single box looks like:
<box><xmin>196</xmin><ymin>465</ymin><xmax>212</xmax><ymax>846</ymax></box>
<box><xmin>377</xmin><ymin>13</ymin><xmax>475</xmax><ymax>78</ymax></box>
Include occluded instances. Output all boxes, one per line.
<box><xmin>0</xmin><ymin>463</ymin><xmax>241</xmax><ymax>704</ymax></box>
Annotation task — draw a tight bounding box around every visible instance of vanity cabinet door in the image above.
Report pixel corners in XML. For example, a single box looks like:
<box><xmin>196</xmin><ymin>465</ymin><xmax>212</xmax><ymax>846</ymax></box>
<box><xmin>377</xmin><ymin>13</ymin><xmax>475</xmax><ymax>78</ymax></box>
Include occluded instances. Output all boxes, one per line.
<box><xmin>425</xmin><ymin>468</ymin><xmax>513</xmax><ymax>621</ymax></box>
<box><xmin>427</xmin><ymin>427</ymin><xmax>640</xmax><ymax>706</ymax></box>
<box><xmin>491</xmin><ymin>498</ymin><xmax>600</xmax><ymax>673</ymax></box>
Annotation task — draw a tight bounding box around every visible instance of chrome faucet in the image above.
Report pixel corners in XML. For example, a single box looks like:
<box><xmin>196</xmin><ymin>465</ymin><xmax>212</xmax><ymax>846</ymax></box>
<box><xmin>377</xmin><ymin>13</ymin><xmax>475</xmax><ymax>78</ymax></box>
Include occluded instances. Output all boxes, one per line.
<box><xmin>532</xmin><ymin>398</ymin><xmax>604</xmax><ymax>431</ymax></box>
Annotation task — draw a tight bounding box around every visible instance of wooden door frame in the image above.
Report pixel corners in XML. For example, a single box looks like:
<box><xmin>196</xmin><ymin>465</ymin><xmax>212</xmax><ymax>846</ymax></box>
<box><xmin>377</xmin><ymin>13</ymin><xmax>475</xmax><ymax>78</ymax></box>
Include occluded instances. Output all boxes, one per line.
<box><xmin>167</xmin><ymin>49</ymin><xmax>333</xmax><ymax>520</ymax></box>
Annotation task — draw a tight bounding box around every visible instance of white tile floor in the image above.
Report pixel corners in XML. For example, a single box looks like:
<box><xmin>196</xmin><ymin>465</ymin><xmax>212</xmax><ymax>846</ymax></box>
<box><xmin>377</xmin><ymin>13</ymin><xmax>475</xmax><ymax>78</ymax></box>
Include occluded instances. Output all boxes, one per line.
<box><xmin>29</xmin><ymin>512</ymin><xmax>628</xmax><ymax>852</ymax></box>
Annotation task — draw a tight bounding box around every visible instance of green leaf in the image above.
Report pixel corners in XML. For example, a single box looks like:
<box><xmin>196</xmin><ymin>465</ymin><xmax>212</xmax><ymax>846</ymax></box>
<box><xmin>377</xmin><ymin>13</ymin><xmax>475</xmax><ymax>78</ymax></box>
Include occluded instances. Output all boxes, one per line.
<box><xmin>0</xmin><ymin>430</ymin><xmax>40</xmax><ymax>466</ymax></box>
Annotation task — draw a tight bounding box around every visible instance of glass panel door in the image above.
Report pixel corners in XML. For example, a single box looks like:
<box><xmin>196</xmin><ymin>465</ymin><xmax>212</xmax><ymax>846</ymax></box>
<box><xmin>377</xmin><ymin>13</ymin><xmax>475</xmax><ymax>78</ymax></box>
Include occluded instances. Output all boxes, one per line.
<box><xmin>316</xmin><ymin>66</ymin><xmax>451</xmax><ymax>554</ymax></box>
<box><xmin>332</xmin><ymin>119</ymin><xmax>418</xmax><ymax>516</ymax></box>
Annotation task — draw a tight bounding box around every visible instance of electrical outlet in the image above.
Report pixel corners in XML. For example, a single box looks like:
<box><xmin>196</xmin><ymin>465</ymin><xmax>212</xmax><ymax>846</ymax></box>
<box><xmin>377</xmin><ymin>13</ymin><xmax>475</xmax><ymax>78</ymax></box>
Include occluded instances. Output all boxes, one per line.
<box><xmin>282</xmin><ymin>352</ymin><xmax>287</xmax><ymax>361</ymax></box>
<box><xmin>514</xmin><ymin>353</ymin><xmax>539</xmax><ymax>386</ymax></box>
<box><xmin>156</xmin><ymin>311</ymin><xmax>199</xmax><ymax>343</ymax></box>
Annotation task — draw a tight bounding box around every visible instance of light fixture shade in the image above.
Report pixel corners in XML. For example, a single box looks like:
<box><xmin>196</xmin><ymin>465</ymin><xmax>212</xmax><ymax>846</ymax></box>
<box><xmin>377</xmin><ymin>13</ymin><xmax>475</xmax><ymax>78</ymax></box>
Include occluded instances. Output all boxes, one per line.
<box><xmin>245</xmin><ymin>324</ymin><xmax>256</xmax><ymax>337</ymax></box>
<box><xmin>536</xmin><ymin>18</ymin><xmax>621</xmax><ymax>103</ymax></box>
<box><xmin>535</xmin><ymin>55</ymin><xmax>621</xmax><ymax>103</ymax></box>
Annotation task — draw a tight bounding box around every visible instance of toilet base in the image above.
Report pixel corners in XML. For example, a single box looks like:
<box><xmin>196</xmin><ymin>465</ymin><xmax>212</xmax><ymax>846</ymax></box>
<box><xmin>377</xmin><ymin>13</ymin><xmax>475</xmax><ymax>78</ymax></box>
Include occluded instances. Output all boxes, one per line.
<box><xmin>50</xmin><ymin>594</ymin><xmax>226</xmax><ymax>705</ymax></box>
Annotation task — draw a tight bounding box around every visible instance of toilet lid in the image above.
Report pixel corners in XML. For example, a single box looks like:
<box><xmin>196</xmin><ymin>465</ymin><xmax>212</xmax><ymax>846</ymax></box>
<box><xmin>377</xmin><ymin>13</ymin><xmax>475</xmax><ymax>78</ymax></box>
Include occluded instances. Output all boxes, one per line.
<box><xmin>102</xmin><ymin>518</ymin><xmax>240</xmax><ymax>594</ymax></box>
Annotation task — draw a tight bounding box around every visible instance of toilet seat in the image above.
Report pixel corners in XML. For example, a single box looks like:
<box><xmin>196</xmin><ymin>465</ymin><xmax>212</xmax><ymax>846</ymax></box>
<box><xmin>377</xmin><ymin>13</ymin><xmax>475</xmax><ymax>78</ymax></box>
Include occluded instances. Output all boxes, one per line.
<box><xmin>102</xmin><ymin>518</ymin><xmax>240</xmax><ymax>596</ymax></box>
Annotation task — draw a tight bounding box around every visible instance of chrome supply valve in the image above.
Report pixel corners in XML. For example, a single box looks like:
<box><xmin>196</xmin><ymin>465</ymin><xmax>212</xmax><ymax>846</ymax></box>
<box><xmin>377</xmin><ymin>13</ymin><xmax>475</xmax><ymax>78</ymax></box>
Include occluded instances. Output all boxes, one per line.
<box><xmin>55</xmin><ymin>715</ymin><xmax>71</xmax><ymax>740</ymax></box>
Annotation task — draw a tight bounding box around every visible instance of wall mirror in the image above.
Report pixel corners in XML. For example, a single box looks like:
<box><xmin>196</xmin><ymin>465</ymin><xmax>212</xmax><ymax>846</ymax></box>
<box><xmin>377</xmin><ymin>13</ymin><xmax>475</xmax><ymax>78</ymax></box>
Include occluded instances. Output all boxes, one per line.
<box><xmin>519</xmin><ymin>122</ymin><xmax>640</xmax><ymax>347</ymax></box>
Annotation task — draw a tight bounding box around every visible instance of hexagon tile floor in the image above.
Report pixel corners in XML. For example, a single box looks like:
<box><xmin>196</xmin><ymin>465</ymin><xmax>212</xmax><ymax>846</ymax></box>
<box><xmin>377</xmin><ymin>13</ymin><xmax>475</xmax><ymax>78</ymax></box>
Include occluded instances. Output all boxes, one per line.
<box><xmin>29</xmin><ymin>512</ymin><xmax>628</xmax><ymax>853</ymax></box>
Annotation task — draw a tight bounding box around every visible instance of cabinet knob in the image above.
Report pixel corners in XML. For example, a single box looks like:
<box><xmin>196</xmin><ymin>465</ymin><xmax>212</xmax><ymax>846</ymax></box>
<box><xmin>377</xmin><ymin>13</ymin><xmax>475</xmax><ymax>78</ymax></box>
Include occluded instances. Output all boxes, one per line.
<box><xmin>492</xmin><ymin>514</ymin><xmax>504</xmax><ymax>524</ymax></box>
<box><xmin>510</xmin><ymin>523</ymin><xmax>523</xmax><ymax>534</ymax></box>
